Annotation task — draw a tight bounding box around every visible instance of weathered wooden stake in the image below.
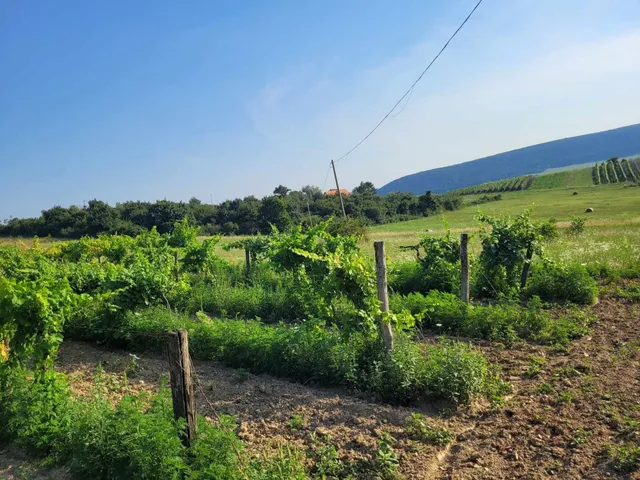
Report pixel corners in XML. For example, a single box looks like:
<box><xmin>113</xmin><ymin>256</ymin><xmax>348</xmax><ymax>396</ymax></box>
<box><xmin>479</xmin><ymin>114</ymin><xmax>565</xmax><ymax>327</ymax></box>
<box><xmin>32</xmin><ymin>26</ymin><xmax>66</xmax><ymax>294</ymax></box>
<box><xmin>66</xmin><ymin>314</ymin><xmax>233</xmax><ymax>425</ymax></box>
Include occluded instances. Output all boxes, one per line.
<box><xmin>520</xmin><ymin>245</ymin><xmax>534</xmax><ymax>289</ymax></box>
<box><xmin>245</xmin><ymin>247</ymin><xmax>251</xmax><ymax>275</ymax></box>
<box><xmin>167</xmin><ymin>329</ymin><xmax>196</xmax><ymax>447</ymax></box>
<box><xmin>460</xmin><ymin>233</ymin><xmax>470</xmax><ymax>303</ymax></box>
<box><xmin>374</xmin><ymin>241</ymin><xmax>394</xmax><ymax>352</ymax></box>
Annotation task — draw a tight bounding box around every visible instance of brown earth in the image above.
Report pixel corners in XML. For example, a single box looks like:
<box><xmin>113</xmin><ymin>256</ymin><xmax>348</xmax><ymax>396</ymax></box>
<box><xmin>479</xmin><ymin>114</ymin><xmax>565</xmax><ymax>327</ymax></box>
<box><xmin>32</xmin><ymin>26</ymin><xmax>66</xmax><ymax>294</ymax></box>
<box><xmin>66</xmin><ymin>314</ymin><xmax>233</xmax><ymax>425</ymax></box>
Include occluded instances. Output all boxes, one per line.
<box><xmin>2</xmin><ymin>288</ymin><xmax>638</xmax><ymax>479</ymax></box>
<box><xmin>0</xmin><ymin>448</ymin><xmax>69</xmax><ymax>480</ymax></box>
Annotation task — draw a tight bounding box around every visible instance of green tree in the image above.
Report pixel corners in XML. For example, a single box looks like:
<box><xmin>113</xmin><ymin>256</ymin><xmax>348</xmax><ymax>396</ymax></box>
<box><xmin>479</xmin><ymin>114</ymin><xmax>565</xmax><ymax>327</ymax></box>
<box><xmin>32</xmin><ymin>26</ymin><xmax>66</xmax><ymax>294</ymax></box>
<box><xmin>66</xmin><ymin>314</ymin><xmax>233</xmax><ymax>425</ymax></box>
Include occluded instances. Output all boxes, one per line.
<box><xmin>352</xmin><ymin>181</ymin><xmax>377</xmax><ymax>196</ymax></box>
<box><xmin>148</xmin><ymin>201</ymin><xmax>190</xmax><ymax>233</ymax></box>
<box><xmin>222</xmin><ymin>221</ymin><xmax>240</xmax><ymax>235</ymax></box>
<box><xmin>417</xmin><ymin>191</ymin><xmax>439</xmax><ymax>216</ymax></box>
<box><xmin>301</xmin><ymin>185</ymin><xmax>323</xmax><ymax>201</ymax></box>
<box><xmin>259</xmin><ymin>196</ymin><xmax>291</xmax><ymax>233</ymax></box>
<box><xmin>86</xmin><ymin>200</ymin><xmax>118</xmax><ymax>235</ymax></box>
<box><xmin>273</xmin><ymin>185</ymin><xmax>291</xmax><ymax>197</ymax></box>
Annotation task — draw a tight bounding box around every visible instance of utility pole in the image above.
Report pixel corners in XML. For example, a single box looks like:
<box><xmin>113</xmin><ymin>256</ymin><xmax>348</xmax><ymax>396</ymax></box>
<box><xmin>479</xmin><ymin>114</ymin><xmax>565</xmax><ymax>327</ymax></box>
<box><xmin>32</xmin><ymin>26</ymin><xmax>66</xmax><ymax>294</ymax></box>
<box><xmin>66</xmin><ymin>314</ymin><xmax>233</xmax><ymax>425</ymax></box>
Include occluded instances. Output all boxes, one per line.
<box><xmin>330</xmin><ymin>159</ymin><xmax>347</xmax><ymax>218</ymax></box>
<box><xmin>305</xmin><ymin>194</ymin><xmax>313</xmax><ymax>225</ymax></box>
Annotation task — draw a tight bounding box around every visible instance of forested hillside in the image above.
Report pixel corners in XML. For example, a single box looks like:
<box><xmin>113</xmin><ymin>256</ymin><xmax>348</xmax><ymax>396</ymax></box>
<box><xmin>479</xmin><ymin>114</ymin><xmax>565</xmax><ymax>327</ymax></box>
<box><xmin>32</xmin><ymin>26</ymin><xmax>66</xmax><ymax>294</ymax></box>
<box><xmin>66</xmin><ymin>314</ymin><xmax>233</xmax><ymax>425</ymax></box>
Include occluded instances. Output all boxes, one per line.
<box><xmin>378</xmin><ymin>123</ymin><xmax>640</xmax><ymax>194</ymax></box>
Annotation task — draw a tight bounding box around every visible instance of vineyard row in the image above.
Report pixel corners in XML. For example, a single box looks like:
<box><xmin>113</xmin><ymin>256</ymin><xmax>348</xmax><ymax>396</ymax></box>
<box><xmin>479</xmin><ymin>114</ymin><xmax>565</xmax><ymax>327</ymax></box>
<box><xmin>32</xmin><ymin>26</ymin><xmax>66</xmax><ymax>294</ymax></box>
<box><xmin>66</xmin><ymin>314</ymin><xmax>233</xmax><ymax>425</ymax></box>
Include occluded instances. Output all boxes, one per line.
<box><xmin>592</xmin><ymin>157</ymin><xmax>639</xmax><ymax>185</ymax></box>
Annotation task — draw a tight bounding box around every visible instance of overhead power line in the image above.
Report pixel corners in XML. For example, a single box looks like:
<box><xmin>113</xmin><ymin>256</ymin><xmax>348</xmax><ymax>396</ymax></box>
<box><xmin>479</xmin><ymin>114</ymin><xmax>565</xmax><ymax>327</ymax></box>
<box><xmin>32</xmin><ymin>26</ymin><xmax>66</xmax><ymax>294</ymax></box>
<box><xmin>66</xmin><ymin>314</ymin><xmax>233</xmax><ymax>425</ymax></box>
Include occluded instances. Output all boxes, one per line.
<box><xmin>334</xmin><ymin>0</ymin><xmax>485</xmax><ymax>163</ymax></box>
<box><xmin>321</xmin><ymin>164</ymin><xmax>332</xmax><ymax>191</ymax></box>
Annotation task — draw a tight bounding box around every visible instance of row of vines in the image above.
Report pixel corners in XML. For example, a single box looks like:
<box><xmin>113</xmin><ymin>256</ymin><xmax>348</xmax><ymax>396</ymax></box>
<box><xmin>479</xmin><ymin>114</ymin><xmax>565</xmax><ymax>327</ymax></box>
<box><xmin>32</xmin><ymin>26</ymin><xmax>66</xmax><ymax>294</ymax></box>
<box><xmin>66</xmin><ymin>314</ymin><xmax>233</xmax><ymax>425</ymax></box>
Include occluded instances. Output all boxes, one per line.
<box><xmin>592</xmin><ymin>157</ymin><xmax>639</xmax><ymax>185</ymax></box>
<box><xmin>451</xmin><ymin>175</ymin><xmax>535</xmax><ymax>196</ymax></box>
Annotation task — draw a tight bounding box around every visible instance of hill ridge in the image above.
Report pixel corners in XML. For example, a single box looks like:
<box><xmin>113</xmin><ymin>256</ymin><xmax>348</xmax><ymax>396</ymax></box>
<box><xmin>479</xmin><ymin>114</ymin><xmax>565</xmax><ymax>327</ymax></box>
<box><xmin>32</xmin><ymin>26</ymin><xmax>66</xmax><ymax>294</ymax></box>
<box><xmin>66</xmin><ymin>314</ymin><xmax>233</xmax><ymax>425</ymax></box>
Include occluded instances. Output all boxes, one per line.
<box><xmin>378</xmin><ymin>123</ymin><xmax>640</xmax><ymax>195</ymax></box>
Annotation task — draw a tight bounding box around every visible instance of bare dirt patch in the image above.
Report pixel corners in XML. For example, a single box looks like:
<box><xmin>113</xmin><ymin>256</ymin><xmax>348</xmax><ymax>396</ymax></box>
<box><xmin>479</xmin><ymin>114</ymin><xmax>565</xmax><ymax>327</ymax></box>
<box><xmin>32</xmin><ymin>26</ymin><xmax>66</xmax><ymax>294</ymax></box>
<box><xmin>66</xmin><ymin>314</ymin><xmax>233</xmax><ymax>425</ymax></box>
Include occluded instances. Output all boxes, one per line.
<box><xmin>0</xmin><ymin>448</ymin><xmax>69</xmax><ymax>480</ymax></box>
<box><xmin>438</xmin><ymin>293</ymin><xmax>640</xmax><ymax>479</ymax></box>
<box><xmin>56</xmin><ymin>340</ymin><xmax>461</xmax><ymax>479</ymax></box>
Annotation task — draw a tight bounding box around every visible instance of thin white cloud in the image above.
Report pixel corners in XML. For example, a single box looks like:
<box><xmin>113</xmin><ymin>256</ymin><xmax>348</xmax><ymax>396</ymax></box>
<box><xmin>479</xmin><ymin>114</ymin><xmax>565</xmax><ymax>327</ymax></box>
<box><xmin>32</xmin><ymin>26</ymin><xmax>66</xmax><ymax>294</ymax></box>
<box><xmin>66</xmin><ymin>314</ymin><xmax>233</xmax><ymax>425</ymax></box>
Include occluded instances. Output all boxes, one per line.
<box><xmin>258</xmin><ymin>80</ymin><xmax>292</xmax><ymax>108</ymax></box>
<box><xmin>249</xmin><ymin>22</ymin><xmax>640</xmax><ymax>190</ymax></box>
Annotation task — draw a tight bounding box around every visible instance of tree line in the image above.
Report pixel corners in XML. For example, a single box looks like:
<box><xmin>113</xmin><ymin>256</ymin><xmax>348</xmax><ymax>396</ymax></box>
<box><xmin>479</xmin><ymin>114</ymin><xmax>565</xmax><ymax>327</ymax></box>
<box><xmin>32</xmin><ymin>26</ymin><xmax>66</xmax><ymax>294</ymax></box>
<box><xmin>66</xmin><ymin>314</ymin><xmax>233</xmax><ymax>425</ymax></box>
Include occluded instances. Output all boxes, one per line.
<box><xmin>0</xmin><ymin>182</ymin><xmax>463</xmax><ymax>238</ymax></box>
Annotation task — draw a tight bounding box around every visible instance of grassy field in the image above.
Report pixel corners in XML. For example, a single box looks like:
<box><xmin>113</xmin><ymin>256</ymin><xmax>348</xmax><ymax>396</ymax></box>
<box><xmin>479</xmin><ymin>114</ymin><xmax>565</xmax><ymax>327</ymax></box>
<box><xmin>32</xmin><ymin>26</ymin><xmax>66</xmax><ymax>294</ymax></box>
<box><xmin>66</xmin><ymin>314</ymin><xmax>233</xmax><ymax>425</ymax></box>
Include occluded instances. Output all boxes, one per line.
<box><xmin>530</xmin><ymin>167</ymin><xmax>594</xmax><ymax>189</ymax></box>
<box><xmin>372</xmin><ymin>183</ymin><xmax>640</xmax><ymax>234</ymax></box>
<box><xmin>368</xmin><ymin>183</ymin><xmax>640</xmax><ymax>264</ymax></box>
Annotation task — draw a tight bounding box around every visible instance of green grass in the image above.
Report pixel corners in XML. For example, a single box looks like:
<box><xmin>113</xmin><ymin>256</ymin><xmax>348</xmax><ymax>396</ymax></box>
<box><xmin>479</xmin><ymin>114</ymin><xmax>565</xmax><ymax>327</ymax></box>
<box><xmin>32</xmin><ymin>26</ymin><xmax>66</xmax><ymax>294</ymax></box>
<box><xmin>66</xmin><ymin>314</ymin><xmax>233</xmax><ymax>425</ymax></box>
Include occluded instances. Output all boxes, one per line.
<box><xmin>530</xmin><ymin>168</ymin><xmax>594</xmax><ymax>189</ymax></box>
<box><xmin>367</xmin><ymin>183</ymin><xmax>640</xmax><ymax>262</ymax></box>
<box><xmin>567</xmin><ymin>167</ymin><xmax>595</xmax><ymax>187</ymax></box>
<box><xmin>543</xmin><ymin>223</ymin><xmax>640</xmax><ymax>268</ymax></box>
<box><xmin>531</xmin><ymin>171</ymin><xmax>573</xmax><ymax>189</ymax></box>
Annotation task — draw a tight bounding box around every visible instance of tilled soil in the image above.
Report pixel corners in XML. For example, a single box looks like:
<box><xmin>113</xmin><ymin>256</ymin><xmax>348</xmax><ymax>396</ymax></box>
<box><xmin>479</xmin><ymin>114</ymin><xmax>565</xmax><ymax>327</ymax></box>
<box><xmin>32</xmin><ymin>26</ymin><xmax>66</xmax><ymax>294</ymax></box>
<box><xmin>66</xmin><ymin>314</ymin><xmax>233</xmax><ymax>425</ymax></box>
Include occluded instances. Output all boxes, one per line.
<box><xmin>6</xmin><ymin>288</ymin><xmax>637</xmax><ymax>479</ymax></box>
<box><xmin>439</xmin><ymin>295</ymin><xmax>640</xmax><ymax>479</ymax></box>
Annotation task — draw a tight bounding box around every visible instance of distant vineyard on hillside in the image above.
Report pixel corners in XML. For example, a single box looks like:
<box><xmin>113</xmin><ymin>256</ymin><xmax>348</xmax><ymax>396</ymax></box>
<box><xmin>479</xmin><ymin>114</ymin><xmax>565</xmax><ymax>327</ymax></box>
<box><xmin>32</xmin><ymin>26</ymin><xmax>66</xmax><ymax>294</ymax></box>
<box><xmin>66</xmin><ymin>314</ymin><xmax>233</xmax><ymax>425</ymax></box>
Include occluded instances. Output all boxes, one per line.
<box><xmin>450</xmin><ymin>175</ymin><xmax>535</xmax><ymax>195</ymax></box>
<box><xmin>592</xmin><ymin>158</ymin><xmax>639</xmax><ymax>185</ymax></box>
<box><xmin>450</xmin><ymin>157</ymin><xmax>639</xmax><ymax>197</ymax></box>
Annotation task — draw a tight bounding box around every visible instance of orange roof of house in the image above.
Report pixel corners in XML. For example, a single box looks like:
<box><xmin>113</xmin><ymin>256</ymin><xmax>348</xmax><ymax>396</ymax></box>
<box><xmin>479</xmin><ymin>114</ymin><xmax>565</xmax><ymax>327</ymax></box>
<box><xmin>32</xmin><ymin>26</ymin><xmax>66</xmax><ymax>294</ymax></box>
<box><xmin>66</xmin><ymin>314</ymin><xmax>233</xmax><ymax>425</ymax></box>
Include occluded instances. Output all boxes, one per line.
<box><xmin>324</xmin><ymin>188</ymin><xmax>350</xmax><ymax>196</ymax></box>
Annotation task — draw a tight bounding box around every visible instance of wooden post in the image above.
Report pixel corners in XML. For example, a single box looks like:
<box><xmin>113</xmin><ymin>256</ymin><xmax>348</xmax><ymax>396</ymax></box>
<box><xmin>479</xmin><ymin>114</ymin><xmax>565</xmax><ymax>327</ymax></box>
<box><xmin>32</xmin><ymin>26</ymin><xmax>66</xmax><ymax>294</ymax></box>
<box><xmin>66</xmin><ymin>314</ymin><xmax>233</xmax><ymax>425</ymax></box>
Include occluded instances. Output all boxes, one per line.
<box><xmin>520</xmin><ymin>245</ymin><xmax>534</xmax><ymax>290</ymax></box>
<box><xmin>245</xmin><ymin>247</ymin><xmax>251</xmax><ymax>275</ymax></box>
<box><xmin>374</xmin><ymin>241</ymin><xmax>394</xmax><ymax>352</ymax></box>
<box><xmin>460</xmin><ymin>233</ymin><xmax>470</xmax><ymax>303</ymax></box>
<box><xmin>167</xmin><ymin>329</ymin><xmax>196</xmax><ymax>447</ymax></box>
<box><xmin>174</xmin><ymin>251</ymin><xmax>180</xmax><ymax>282</ymax></box>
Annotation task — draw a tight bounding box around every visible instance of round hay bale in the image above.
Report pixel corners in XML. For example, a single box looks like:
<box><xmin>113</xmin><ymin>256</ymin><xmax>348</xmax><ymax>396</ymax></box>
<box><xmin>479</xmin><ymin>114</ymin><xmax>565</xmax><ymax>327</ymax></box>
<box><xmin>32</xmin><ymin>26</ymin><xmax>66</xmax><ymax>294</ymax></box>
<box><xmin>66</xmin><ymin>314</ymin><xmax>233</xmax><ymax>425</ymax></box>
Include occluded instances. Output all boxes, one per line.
<box><xmin>585</xmin><ymin>207</ymin><xmax>594</xmax><ymax>213</ymax></box>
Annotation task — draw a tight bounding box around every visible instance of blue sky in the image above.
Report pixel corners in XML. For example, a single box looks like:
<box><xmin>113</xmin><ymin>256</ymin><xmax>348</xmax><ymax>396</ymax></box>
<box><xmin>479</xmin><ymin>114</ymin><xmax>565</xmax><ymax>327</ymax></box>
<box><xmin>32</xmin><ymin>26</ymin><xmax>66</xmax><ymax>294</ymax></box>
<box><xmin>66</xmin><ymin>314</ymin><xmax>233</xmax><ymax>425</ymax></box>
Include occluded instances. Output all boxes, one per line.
<box><xmin>2</xmin><ymin>0</ymin><xmax>639</xmax><ymax>219</ymax></box>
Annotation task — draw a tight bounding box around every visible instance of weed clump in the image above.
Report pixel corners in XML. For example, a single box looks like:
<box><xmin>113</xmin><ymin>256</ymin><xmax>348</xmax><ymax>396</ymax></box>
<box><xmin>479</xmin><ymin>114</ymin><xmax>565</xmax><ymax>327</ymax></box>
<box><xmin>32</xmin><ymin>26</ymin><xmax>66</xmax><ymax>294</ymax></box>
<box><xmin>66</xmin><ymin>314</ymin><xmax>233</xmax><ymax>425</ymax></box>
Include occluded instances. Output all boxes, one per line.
<box><xmin>523</xmin><ymin>262</ymin><xmax>598</xmax><ymax>305</ymax></box>
<box><xmin>390</xmin><ymin>291</ymin><xmax>592</xmax><ymax>346</ymax></box>
<box><xmin>68</xmin><ymin>307</ymin><xmax>501</xmax><ymax>406</ymax></box>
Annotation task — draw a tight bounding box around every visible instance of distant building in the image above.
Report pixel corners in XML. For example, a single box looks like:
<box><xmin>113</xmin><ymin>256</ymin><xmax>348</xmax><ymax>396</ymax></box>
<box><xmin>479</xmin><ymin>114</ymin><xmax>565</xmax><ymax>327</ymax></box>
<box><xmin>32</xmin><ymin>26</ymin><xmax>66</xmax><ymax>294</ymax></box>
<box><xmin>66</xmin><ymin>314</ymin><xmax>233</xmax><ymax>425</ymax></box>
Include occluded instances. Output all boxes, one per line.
<box><xmin>324</xmin><ymin>188</ymin><xmax>350</xmax><ymax>197</ymax></box>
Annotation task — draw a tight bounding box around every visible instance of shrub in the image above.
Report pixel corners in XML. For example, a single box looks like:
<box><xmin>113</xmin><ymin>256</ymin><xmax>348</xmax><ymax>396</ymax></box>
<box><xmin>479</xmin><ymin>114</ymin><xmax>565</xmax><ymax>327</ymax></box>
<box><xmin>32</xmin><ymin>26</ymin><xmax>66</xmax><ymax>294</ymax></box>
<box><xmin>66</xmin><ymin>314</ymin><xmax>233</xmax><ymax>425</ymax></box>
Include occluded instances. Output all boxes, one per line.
<box><xmin>390</xmin><ymin>291</ymin><xmax>589</xmax><ymax>346</ymax></box>
<box><xmin>537</xmin><ymin>218</ymin><xmax>559</xmax><ymax>241</ymax></box>
<box><xmin>0</xmin><ymin>368</ymin><xmax>242</xmax><ymax>479</ymax></box>
<box><xmin>0</xmin><ymin>370</ymin><xmax>73</xmax><ymax>458</ymax></box>
<box><xmin>325</xmin><ymin>217</ymin><xmax>368</xmax><ymax>238</ymax></box>
<box><xmin>0</xmin><ymin>367</ymin><xmax>316</xmax><ymax>479</ymax></box>
<box><xmin>182</xmin><ymin>281</ymin><xmax>306</xmax><ymax>323</ymax></box>
<box><xmin>416</xmin><ymin>232</ymin><xmax>460</xmax><ymax>294</ymax></box>
<box><xmin>390</xmin><ymin>291</ymin><xmax>466</xmax><ymax>331</ymax></box>
<box><xmin>390</xmin><ymin>230</ymin><xmax>460</xmax><ymax>295</ymax></box>
<box><xmin>568</xmin><ymin>216</ymin><xmax>586</xmax><ymax>235</ymax></box>
<box><xmin>423</xmin><ymin>339</ymin><xmax>491</xmax><ymax>403</ymax></box>
<box><xmin>524</xmin><ymin>262</ymin><xmax>598</xmax><ymax>305</ymax></box>
<box><xmin>475</xmin><ymin>209</ymin><xmax>541</xmax><ymax>299</ymax></box>
<box><xmin>389</xmin><ymin>262</ymin><xmax>425</xmax><ymax>295</ymax></box>
<box><xmin>68</xmin><ymin>387</ymin><xmax>191</xmax><ymax>479</ymax></box>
